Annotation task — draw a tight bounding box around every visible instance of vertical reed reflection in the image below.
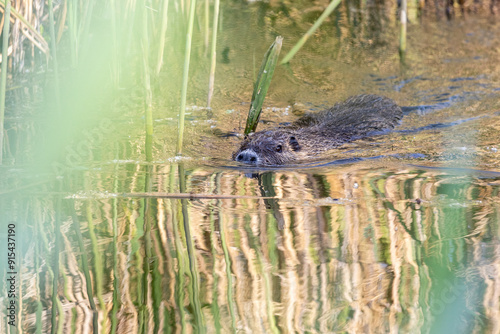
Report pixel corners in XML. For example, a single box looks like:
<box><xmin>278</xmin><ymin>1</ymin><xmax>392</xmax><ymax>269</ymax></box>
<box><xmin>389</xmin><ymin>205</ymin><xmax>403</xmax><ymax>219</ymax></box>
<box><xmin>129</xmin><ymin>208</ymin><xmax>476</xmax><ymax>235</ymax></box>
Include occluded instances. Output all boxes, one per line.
<box><xmin>12</xmin><ymin>166</ymin><xmax>500</xmax><ymax>332</ymax></box>
<box><xmin>178</xmin><ymin>163</ymin><xmax>206</xmax><ymax>333</ymax></box>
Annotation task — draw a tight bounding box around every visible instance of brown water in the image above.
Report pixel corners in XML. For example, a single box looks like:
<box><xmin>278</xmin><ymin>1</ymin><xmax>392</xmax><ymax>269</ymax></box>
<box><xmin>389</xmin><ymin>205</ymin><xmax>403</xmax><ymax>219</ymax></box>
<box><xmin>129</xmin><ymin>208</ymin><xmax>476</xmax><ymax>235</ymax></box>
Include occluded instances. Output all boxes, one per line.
<box><xmin>1</xmin><ymin>1</ymin><xmax>500</xmax><ymax>333</ymax></box>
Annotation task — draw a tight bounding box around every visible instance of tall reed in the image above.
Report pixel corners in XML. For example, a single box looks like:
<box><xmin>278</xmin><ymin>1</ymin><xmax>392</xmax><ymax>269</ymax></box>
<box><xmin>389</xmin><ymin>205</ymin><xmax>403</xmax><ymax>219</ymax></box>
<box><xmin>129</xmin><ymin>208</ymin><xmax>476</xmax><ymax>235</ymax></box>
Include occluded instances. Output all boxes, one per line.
<box><xmin>0</xmin><ymin>0</ymin><xmax>12</xmax><ymax>164</ymax></box>
<box><xmin>176</xmin><ymin>0</ymin><xmax>198</xmax><ymax>155</ymax></box>
<box><xmin>141</xmin><ymin>0</ymin><xmax>153</xmax><ymax>161</ymax></box>
<box><xmin>207</xmin><ymin>0</ymin><xmax>221</xmax><ymax>108</ymax></box>
<box><xmin>156</xmin><ymin>0</ymin><xmax>169</xmax><ymax>74</ymax></box>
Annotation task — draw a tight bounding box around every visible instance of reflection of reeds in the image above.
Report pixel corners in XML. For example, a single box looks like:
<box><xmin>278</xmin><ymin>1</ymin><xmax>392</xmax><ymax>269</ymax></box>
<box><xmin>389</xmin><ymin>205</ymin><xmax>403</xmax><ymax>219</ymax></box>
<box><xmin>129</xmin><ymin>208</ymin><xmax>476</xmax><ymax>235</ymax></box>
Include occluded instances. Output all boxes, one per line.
<box><xmin>86</xmin><ymin>201</ymin><xmax>108</xmax><ymax>331</ymax></box>
<box><xmin>179</xmin><ymin>164</ymin><xmax>206</xmax><ymax>332</ymax></box>
<box><xmin>18</xmin><ymin>167</ymin><xmax>500</xmax><ymax>332</ymax></box>
<box><xmin>111</xmin><ymin>162</ymin><xmax>120</xmax><ymax>334</ymax></box>
<box><xmin>69</xmin><ymin>204</ymin><xmax>99</xmax><ymax>330</ymax></box>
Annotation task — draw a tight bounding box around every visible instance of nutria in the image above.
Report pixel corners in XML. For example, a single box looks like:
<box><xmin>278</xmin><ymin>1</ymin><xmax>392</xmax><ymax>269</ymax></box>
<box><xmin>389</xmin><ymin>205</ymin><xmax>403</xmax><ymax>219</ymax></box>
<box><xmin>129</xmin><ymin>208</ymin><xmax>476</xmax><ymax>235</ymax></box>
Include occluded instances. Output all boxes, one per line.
<box><xmin>233</xmin><ymin>94</ymin><xmax>402</xmax><ymax>165</ymax></box>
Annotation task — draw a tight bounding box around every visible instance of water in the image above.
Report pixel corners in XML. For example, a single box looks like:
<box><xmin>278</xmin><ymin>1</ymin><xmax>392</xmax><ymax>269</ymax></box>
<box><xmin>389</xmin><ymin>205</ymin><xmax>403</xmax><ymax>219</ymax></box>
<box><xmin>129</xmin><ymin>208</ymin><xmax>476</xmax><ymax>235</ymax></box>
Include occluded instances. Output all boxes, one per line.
<box><xmin>1</xmin><ymin>1</ymin><xmax>500</xmax><ymax>333</ymax></box>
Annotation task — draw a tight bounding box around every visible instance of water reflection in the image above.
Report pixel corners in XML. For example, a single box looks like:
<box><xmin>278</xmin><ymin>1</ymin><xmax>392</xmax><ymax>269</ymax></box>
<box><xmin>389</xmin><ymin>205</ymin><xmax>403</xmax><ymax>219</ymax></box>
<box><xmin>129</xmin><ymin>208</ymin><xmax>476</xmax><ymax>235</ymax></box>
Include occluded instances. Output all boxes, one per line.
<box><xmin>3</xmin><ymin>163</ymin><xmax>498</xmax><ymax>332</ymax></box>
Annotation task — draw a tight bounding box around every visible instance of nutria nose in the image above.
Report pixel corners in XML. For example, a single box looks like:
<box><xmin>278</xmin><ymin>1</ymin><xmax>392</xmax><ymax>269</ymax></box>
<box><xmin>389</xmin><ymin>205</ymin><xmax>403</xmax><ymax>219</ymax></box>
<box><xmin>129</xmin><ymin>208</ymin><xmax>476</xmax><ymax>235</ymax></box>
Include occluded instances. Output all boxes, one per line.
<box><xmin>235</xmin><ymin>150</ymin><xmax>259</xmax><ymax>163</ymax></box>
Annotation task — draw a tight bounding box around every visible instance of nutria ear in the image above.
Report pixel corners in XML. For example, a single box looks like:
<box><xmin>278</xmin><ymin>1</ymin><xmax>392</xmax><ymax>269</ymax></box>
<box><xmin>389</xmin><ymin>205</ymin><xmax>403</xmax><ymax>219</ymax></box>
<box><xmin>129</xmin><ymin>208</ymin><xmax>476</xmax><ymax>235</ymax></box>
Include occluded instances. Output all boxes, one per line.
<box><xmin>289</xmin><ymin>136</ymin><xmax>301</xmax><ymax>151</ymax></box>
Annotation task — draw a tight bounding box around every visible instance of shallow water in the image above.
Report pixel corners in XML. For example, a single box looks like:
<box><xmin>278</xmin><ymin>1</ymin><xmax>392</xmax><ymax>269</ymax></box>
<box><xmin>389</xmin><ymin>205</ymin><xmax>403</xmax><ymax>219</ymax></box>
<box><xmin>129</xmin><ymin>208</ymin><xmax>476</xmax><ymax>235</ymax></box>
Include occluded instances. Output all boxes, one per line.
<box><xmin>1</xmin><ymin>1</ymin><xmax>500</xmax><ymax>333</ymax></box>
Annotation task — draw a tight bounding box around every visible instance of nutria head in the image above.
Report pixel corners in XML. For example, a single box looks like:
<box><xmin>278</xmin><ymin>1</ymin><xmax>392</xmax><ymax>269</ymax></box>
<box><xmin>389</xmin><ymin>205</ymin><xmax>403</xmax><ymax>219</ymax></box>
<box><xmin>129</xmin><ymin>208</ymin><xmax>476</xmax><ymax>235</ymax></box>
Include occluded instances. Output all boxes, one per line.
<box><xmin>233</xmin><ymin>130</ymin><xmax>302</xmax><ymax>165</ymax></box>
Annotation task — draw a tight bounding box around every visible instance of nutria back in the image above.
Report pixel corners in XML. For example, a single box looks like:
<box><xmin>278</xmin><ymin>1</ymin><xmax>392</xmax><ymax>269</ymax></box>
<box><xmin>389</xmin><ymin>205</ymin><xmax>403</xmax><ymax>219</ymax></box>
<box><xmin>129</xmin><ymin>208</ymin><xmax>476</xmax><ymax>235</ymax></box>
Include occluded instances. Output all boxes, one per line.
<box><xmin>233</xmin><ymin>94</ymin><xmax>402</xmax><ymax>165</ymax></box>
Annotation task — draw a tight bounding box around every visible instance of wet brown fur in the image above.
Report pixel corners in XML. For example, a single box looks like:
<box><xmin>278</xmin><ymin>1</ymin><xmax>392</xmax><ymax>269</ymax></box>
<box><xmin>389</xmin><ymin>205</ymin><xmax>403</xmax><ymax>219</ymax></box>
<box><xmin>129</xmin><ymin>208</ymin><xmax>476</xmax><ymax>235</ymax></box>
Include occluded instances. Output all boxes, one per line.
<box><xmin>233</xmin><ymin>94</ymin><xmax>402</xmax><ymax>165</ymax></box>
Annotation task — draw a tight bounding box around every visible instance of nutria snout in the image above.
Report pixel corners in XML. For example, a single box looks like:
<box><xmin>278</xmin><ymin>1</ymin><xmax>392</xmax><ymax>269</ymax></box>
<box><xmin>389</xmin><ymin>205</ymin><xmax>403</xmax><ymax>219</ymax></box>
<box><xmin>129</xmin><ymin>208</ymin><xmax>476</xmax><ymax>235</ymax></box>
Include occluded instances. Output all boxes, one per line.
<box><xmin>233</xmin><ymin>94</ymin><xmax>402</xmax><ymax>165</ymax></box>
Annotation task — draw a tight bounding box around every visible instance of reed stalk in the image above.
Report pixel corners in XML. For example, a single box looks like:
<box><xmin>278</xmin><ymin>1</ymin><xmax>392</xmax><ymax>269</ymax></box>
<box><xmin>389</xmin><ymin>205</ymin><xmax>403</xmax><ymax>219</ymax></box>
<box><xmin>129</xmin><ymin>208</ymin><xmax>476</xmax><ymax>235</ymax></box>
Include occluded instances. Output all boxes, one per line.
<box><xmin>176</xmin><ymin>0</ymin><xmax>197</xmax><ymax>155</ymax></box>
<box><xmin>0</xmin><ymin>0</ymin><xmax>11</xmax><ymax>164</ymax></box>
<box><xmin>207</xmin><ymin>0</ymin><xmax>220</xmax><ymax>108</ymax></box>
<box><xmin>110</xmin><ymin>0</ymin><xmax>119</xmax><ymax>84</ymax></box>
<box><xmin>280</xmin><ymin>0</ymin><xmax>341</xmax><ymax>64</ymax></box>
<box><xmin>204</xmin><ymin>0</ymin><xmax>209</xmax><ymax>49</ymax></box>
<box><xmin>67</xmin><ymin>0</ymin><xmax>78</xmax><ymax>66</ymax></box>
<box><xmin>399</xmin><ymin>0</ymin><xmax>408</xmax><ymax>62</ymax></box>
<box><xmin>156</xmin><ymin>0</ymin><xmax>169</xmax><ymax>74</ymax></box>
<box><xmin>244</xmin><ymin>36</ymin><xmax>282</xmax><ymax>135</ymax></box>
<box><xmin>47</xmin><ymin>0</ymin><xmax>61</xmax><ymax>113</ymax></box>
<box><xmin>142</xmin><ymin>0</ymin><xmax>153</xmax><ymax>161</ymax></box>
<box><xmin>78</xmin><ymin>0</ymin><xmax>97</xmax><ymax>54</ymax></box>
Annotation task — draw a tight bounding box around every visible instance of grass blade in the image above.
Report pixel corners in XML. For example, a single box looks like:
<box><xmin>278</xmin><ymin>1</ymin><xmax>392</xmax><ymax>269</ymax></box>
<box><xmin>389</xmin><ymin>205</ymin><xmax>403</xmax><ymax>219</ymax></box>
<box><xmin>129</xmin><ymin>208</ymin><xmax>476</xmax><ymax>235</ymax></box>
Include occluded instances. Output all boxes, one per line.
<box><xmin>244</xmin><ymin>36</ymin><xmax>282</xmax><ymax>135</ymax></box>
<box><xmin>280</xmin><ymin>0</ymin><xmax>341</xmax><ymax>64</ymax></box>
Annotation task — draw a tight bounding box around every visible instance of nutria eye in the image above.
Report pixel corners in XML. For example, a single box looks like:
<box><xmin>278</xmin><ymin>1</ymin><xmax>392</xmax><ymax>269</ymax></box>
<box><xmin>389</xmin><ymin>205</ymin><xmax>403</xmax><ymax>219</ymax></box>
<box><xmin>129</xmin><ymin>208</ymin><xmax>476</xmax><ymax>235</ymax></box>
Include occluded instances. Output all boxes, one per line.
<box><xmin>276</xmin><ymin>145</ymin><xmax>282</xmax><ymax>153</ymax></box>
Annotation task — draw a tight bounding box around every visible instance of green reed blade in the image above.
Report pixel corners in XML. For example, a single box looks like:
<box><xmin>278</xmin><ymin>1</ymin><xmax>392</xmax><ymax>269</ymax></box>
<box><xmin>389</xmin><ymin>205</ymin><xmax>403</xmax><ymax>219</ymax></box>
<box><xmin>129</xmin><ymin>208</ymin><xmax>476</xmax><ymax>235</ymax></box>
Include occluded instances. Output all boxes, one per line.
<box><xmin>176</xmin><ymin>0</ymin><xmax>198</xmax><ymax>155</ymax></box>
<box><xmin>48</xmin><ymin>0</ymin><xmax>61</xmax><ymax>114</ymax></box>
<box><xmin>0</xmin><ymin>0</ymin><xmax>11</xmax><ymax>164</ymax></box>
<box><xmin>280</xmin><ymin>0</ymin><xmax>341</xmax><ymax>64</ymax></box>
<box><xmin>207</xmin><ymin>0</ymin><xmax>221</xmax><ymax>108</ymax></box>
<box><xmin>244</xmin><ymin>36</ymin><xmax>283</xmax><ymax>135</ymax></box>
<box><xmin>142</xmin><ymin>0</ymin><xmax>153</xmax><ymax>161</ymax></box>
<box><xmin>204</xmin><ymin>0</ymin><xmax>210</xmax><ymax>49</ymax></box>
